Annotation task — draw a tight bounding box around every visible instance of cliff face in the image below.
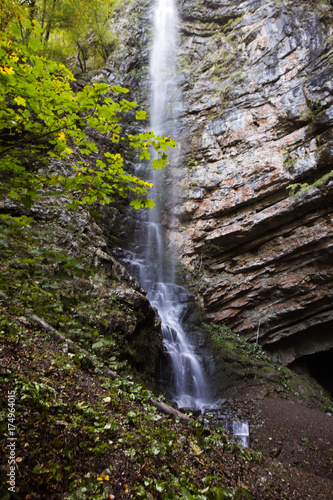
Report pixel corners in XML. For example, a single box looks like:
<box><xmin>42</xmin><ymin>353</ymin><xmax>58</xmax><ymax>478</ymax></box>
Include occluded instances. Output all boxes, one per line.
<box><xmin>172</xmin><ymin>0</ymin><xmax>333</xmax><ymax>364</ymax></box>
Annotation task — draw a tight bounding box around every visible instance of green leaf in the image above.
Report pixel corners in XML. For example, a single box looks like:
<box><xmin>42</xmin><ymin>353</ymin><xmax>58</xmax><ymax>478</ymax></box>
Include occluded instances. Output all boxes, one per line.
<box><xmin>111</xmin><ymin>85</ymin><xmax>129</xmax><ymax>94</ymax></box>
<box><xmin>21</xmin><ymin>195</ymin><xmax>33</xmax><ymax>209</ymax></box>
<box><xmin>180</xmin><ymin>488</ymin><xmax>196</xmax><ymax>499</ymax></box>
<box><xmin>28</xmin><ymin>37</ymin><xmax>42</xmax><ymax>52</ymax></box>
<box><xmin>9</xmin><ymin>190</ymin><xmax>20</xmax><ymax>199</ymax></box>
<box><xmin>144</xmin><ymin>199</ymin><xmax>156</xmax><ymax>209</ymax></box>
<box><xmin>130</xmin><ymin>199</ymin><xmax>143</xmax><ymax>210</ymax></box>
<box><xmin>139</xmin><ymin>149</ymin><xmax>151</xmax><ymax>160</ymax></box>
<box><xmin>21</xmin><ymin>18</ymin><xmax>32</xmax><ymax>30</ymax></box>
<box><xmin>136</xmin><ymin>110</ymin><xmax>147</xmax><ymax>120</ymax></box>
<box><xmin>152</xmin><ymin>157</ymin><xmax>168</xmax><ymax>170</ymax></box>
<box><xmin>151</xmin><ymin>445</ymin><xmax>161</xmax><ymax>455</ymax></box>
<box><xmin>32</xmin><ymin>464</ymin><xmax>47</xmax><ymax>474</ymax></box>
<box><xmin>21</xmin><ymin>258</ymin><xmax>37</xmax><ymax>264</ymax></box>
<box><xmin>92</xmin><ymin>341</ymin><xmax>104</xmax><ymax>349</ymax></box>
<box><xmin>0</xmin><ymin>19</ymin><xmax>175</xmax><ymax>213</ymax></box>
<box><xmin>155</xmin><ymin>481</ymin><xmax>166</xmax><ymax>493</ymax></box>
<box><xmin>9</xmin><ymin>23</ymin><xmax>21</xmax><ymax>40</ymax></box>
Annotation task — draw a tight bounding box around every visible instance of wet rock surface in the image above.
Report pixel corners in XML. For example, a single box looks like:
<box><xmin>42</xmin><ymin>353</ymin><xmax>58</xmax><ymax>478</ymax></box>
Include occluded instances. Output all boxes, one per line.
<box><xmin>171</xmin><ymin>0</ymin><xmax>333</xmax><ymax>364</ymax></box>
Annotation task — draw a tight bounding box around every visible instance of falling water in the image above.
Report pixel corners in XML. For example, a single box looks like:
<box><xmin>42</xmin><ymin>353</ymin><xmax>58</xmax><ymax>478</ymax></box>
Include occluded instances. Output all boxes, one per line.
<box><xmin>121</xmin><ymin>0</ymin><xmax>212</xmax><ymax>410</ymax></box>
<box><xmin>150</xmin><ymin>0</ymin><xmax>178</xmax><ymax>137</ymax></box>
<box><xmin>232</xmin><ymin>421</ymin><xmax>250</xmax><ymax>447</ymax></box>
<box><xmin>146</xmin><ymin>0</ymin><xmax>211</xmax><ymax>410</ymax></box>
<box><xmin>142</xmin><ymin>0</ymin><xmax>179</xmax><ymax>290</ymax></box>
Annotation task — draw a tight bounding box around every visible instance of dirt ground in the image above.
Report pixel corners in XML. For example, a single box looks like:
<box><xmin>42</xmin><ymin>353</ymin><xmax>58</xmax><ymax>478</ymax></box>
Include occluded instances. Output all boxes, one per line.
<box><xmin>224</xmin><ymin>382</ymin><xmax>333</xmax><ymax>499</ymax></box>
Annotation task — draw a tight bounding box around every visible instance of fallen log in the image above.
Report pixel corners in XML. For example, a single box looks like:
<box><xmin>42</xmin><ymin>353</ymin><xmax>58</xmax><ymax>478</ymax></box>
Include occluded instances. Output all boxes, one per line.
<box><xmin>151</xmin><ymin>400</ymin><xmax>192</xmax><ymax>424</ymax></box>
<box><xmin>29</xmin><ymin>314</ymin><xmax>119</xmax><ymax>379</ymax></box>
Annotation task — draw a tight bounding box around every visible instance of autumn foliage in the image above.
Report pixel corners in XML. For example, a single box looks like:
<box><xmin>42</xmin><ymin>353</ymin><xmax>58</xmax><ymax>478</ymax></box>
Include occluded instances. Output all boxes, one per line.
<box><xmin>0</xmin><ymin>16</ymin><xmax>175</xmax><ymax>210</ymax></box>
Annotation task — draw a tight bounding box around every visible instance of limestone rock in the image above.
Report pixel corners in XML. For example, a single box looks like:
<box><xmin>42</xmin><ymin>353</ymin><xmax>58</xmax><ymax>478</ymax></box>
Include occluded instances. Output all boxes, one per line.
<box><xmin>173</xmin><ymin>0</ymin><xmax>333</xmax><ymax>364</ymax></box>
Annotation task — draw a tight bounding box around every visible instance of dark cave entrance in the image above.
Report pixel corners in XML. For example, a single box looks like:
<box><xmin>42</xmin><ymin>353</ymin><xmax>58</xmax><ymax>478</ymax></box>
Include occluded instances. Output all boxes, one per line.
<box><xmin>264</xmin><ymin>318</ymin><xmax>333</xmax><ymax>401</ymax></box>
<box><xmin>289</xmin><ymin>348</ymin><xmax>333</xmax><ymax>399</ymax></box>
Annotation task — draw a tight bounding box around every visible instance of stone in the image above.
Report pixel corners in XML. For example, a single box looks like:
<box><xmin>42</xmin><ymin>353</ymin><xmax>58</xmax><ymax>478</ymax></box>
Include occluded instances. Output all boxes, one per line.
<box><xmin>172</xmin><ymin>0</ymin><xmax>333</xmax><ymax>365</ymax></box>
<box><xmin>100</xmin><ymin>0</ymin><xmax>333</xmax><ymax>373</ymax></box>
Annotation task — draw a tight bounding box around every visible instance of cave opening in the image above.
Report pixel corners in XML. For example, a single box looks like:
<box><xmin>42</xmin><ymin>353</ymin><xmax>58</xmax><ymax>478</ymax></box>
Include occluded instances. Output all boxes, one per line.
<box><xmin>290</xmin><ymin>348</ymin><xmax>333</xmax><ymax>399</ymax></box>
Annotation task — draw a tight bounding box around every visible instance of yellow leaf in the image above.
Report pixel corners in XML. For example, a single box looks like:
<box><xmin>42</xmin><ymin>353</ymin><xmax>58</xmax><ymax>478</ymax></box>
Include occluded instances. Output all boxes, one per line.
<box><xmin>97</xmin><ymin>473</ymin><xmax>109</xmax><ymax>481</ymax></box>
<box><xmin>190</xmin><ymin>441</ymin><xmax>203</xmax><ymax>456</ymax></box>
<box><xmin>14</xmin><ymin>96</ymin><xmax>26</xmax><ymax>106</ymax></box>
<box><xmin>0</xmin><ymin>66</ymin><xmax>14</xmax><ymax>75</ymax></box>
<box><xmin>57</xmin><ymin>132</ymin><xmax>66</xmax><ymax>140</ymax></box>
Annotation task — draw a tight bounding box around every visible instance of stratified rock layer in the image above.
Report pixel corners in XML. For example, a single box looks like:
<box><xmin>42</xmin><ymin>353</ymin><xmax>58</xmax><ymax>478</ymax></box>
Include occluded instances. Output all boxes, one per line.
<box><xmin>173</xmin><ymin>0</ymin><xmax>333</xmax><ymax>364</ymax></box>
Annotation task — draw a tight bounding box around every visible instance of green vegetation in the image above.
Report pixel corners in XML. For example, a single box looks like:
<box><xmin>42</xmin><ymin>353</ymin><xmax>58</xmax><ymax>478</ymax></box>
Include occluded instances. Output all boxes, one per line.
<box><xmin>185</xmin><ymin>156</ymin><xmax>198</xmax><ymax>169</ymax></box>
<box><xmin>2</xmin><ymin>265</ymin><xmax>330</xmax><ymax>498</ymax></box>
<box><xmin>1</xmin><ymin>2</ymin><xmax>332</xmax><ymax>498</ymax></box>
<box><xmin>208</xmin><ymin>323</ymin><xmax>274</xmax><ymax>366</ymax></box>
<box><xmin>287</xmin><ymin>169</ymin><xmax>333</xmax><ymax>197</ymax></box>
<box><xmin>306</xmin><ymin>98</ymin><xmax>324</xmax><ymax>118</ymax></box>
<box><xmin>0</xmin><ymin>302</ymin><xmax>283</xmax><ymax>499</ymax></box>
<box><xmin>0</xmin><ymin>0</ymin><xmax>120</xmax><ymax>72</ymax></box>
<box><xmin>0</xmin><ymin>211</ymin><xmax>267</xmax><ymax>499</ymax></box>
<box><xmin>0</xmin><ymin>18</ymin><xmax>175</xmax><ymax>212</ymax></box>
<box><xmin>0</xmin><ymin>214</ymin><xmax>130</xmax><ymax>368</ymax></box>
<box><xmin>0</xmin><ymin>192</ymin><xmax>264</xmax><ymax>499</ymax></box>
<box><xmin>206</xmin><ymin>323</ymin><xmax>333</xmax><ymax>409</ymax></box>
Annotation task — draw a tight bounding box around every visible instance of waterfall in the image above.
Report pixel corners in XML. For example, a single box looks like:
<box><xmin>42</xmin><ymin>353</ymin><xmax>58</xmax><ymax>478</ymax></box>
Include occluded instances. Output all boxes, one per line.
<box><xmin>121</xmin><ymin>0</ymin><xmax>212</xmax><ymax>411</ymax></box>
<box><xmin>150</xmin><ymin>0</ymin><xmax>178</xmax><ymax>137</ymax></box>
<box><xmin>146</xmin><ymin>0</ymin><xmax>211</xmax><ymax>410</ymax></box>
<box><xmin>232</xmin><ymin>421</ymin><xmax>250</xmax><ymax>448</ymax></box>
<box><xmin>142</xmin><ymin>0</ymin><xmax>179</xmax><ymax>290</ymax></box>
<box><xmin>117</xmin><ymin>1</ymin><xmax>252</xmax><ymax>441</ymax></box>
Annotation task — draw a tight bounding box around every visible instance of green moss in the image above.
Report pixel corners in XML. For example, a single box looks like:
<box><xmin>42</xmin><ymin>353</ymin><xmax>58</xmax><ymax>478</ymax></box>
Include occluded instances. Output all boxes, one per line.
<box><xmin>202</xmin><ymin>322</ymin><xmax>332</xmax><ymax>411</ymax></box>
<box><xmin>0</xmin><ymin>210</ymin><xmax>162</xmax><ymax>382</ymax></box>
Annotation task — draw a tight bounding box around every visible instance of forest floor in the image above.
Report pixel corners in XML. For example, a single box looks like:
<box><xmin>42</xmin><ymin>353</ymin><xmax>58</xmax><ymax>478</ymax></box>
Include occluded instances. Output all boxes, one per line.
<box><xmin>1</xmin><ymin>311</ymin><xmax>333</xmax><ymax>500</ymax></box>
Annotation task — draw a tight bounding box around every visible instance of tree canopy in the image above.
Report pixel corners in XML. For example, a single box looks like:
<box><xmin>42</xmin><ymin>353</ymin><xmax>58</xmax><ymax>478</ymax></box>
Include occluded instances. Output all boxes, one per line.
<box><xmin>0</xmin><ymin>17</ymin><xmax>175</xmax><ymax>211</ymax></box>
<box><xmin>1</xmin><ymin>0</ymin><xmax>120</xmax><ymax>71</ymax></box>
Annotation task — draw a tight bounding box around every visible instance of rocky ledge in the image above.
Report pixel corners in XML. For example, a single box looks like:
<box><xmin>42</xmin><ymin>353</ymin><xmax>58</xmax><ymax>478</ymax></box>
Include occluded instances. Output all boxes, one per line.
<box><xmin>172</xmin><ymin>0</ymin><xmax>333</xmax><ymax>365</ymax></box>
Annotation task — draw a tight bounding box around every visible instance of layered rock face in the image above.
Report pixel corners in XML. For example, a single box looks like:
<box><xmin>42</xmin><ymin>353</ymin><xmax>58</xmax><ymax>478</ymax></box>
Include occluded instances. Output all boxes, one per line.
<box><xmin>172</xmin><ymin>0</ymin><xmax>333</xmax><ymax>364</ymax></box>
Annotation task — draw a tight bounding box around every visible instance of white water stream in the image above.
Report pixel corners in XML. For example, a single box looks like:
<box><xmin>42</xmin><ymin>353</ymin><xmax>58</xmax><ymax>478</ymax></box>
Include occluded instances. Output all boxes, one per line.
<box><xmin>118</xmin><ymin>0</ymin><xmax>250</xmax><ymax>442</ymax></box>
<box><xmin>123</xmin><ymin>0</ymin><xmax>212</xmax><ymax>410</ymax></box>
<box><xmin>145</xmin><ymin>0</ymin><xmax>211</xmax><ymax>410</ymax></box>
